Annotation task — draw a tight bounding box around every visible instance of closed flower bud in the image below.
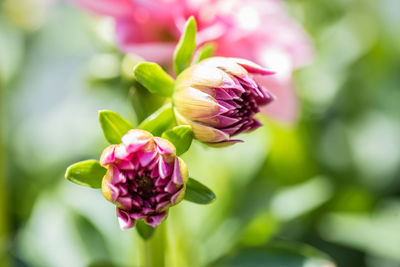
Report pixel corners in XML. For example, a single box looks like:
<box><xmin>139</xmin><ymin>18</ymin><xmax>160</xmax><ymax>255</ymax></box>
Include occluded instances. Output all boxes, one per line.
<box><xmin>173</xmin><ymin>57</ymin><xmax>275</xmax><ymax>146</ymax></box>
<box><xmin>100</xmin><ymin>129</ymin><xmax>188</xmax><ymax>230</ymax></box>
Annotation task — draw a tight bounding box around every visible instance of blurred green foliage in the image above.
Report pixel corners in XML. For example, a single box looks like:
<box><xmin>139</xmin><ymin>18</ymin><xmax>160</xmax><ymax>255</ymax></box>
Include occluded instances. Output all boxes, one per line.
<box><xmin>0</xmin><ymin>0</ymin><xmax>399</xmax><ymax>266</ymax></box>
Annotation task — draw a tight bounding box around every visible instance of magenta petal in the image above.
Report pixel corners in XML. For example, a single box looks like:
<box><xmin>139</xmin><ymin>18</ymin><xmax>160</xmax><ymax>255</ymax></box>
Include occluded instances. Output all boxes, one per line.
<box><xmin>155</xmin><ymin>176</ymin><xmax>168</xmax><ymax>186</ymax></box>
<box><xmin>218</xmin><ymin>100</ymin><xmax>237</xmax><ymax>111</ymax></box>
<box><xmin>114</xmin><ymin>145</ymin><xmax>130</xmax><ymax>160</ymax></box>
<box><xmin>237</xmin><ymin>75</ymin><xmax>258</xmax><ymax>88</ymax></box>
<box><xmin>219</xmin><ymin>76</ymin><xmax>236</xmax><ymax>89</ymax></box>
<box><xmin>142</xmin><ymin>207</ymin><xmax>155</xmax><ymax>215</ymax></box>
<box><xmin>137</xmin><ymin>150</ymin><xmax>157</xmax><ymax>167</ymax></box>
<box><xmin>130</xmin><ymin>212</ymin><xmax>146</xmax><ymax>220</ymax></box>
<box><xmin>237</xmin><ymin>62</ymin><xmax>275</xmax><ymax>76</ymax></box>
<box><xmin>132</xmin><ymin>195</ymin><xmax>143</xmax><ymax>209</ymax></box>
<box><xmin>214</xmin><ymin>88</ymin><xmax>233</xmax><ymax>100</ymax></box>
<box><xmin>117</xmin><ymin>208</ymin><xmax>135</xmax><ymax>230</ymax></box>
<box><xmin>154</xmin><ymin>138</ymin><xmax>175</xmax><ymax>155</ymax></box>
<box><xmin>101</xmin><ymin>146</ymin><xmax>116</xmax><ymax>165</ymax></box>
<box><xmin>108</xmin><ymin>183</ymin><xmax>120</xmax><ymax>202</ymax></box>
<box><xmin>111</xmin><ymin>166</ymin><xmax>126</xmax><ymax>184</ymax></box>
<box><xmin>217</xmin><ymin>103</ymin><xmax>230</xmax><ymax>114</ymax></box>
<box><xmin>150</xmin><ymin>167</ymin><xmax>160</xmax><ymax>179</ymax></box>
<box><xmin>257</xmin><ymin>88</ymin><xmax>275</xmax><ymax>106</ymax></box>
<box><xmin>171</xmin><ymin>158</ymin><xmax>183</xmax><ymax>184</ymax></box>
<box><xmin>216</xmin><ymin>115</ymin><xmax>240</xmax><ymax>128</ymax></box>
<box><xmin>121</xmin><ymin>134</ymin><xmax>150</xmax><ymax>153</ymax></box>
<box><xmin>117</xmin><ymin>184</ymin><xmax>128</xmax><ymax>196</ymax></box>
<box><xmin>221</xmin><ymin>123</ymin><xmax>243</xmax><ymax>135</ymax></box>
<box><xmin>165</xmin><ymin>180</ymin><xmax>178</xmax><ymax>194</ymax></box>
<box><xmin>117</xmin><ymin>196</ymin><xmax>133</xmax><ymax>210</ymax></box>
<box><xmin>156</xmin><ymin>201</ymin><xmax>170</xmax><ymax>212</ymax></box>
<box><xmin>171</xmin><ymin>188</ymin><xmax>183</xmax><ymax>204</ymax></box>
<box><xmin>117</xmin><ymin>160</ymin><xmax>135</xmax><ymax>170</ymax></box>
<box><xmin>155</xmin><ymin>192</ymin><xmax>169</xmax><ymax>202</ymax></box>
<box><xmin>229</xmin><ymin>77</ymin><xmax>245</xmax><ymax>92</ymax></box>
<box><xmin>147</xmin><ymin>156</ymin><xmax>160</xmax><ymax>170</ymax></box>
<box><xmin>145</xmin><ymin>212</ymin><xmax>167</xmax><ymax>228</ymax></box>
<box><xmin>158</xmin><ymin>157</ymin><xmax>173</xmax><ymax>179</ymax></box>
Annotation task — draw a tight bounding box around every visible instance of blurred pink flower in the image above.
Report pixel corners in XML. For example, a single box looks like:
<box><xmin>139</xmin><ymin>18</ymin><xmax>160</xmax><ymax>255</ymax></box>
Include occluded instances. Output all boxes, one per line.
<box><xmin>72</xmin><ymin>0</ymin><xmax>313</xmax><ymax>122</ymax></box>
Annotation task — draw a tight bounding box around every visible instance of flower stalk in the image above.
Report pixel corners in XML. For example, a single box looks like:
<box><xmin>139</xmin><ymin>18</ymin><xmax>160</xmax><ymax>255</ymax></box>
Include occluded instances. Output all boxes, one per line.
<box><xmin>141</xmin><ymin>222</ymin><xmax>167</xmax><ymax>267</ymax></box>
<box><xmin>0</xmin><ymin>82</ymin><xmax>9</xmax><ymax>266</ymax></box>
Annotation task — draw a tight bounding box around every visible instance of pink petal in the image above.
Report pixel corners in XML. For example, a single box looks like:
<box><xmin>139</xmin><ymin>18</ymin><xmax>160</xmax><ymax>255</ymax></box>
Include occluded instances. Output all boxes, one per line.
<box><xmin>137</xmin><ymin>150</ymin><xmax>158</xmax><ymax>168</ymax></box>
<box><xmin>158</xmin><ymin>156</ymin><xmax>173</xmax><ymax>179</ymax></box>
<box><xmin>100</xmin><ymin>145</ymin><xmax>116</xmax><ymax>165</ymax></box>
<box><xmin>171</xmin><ymin>158</ymin><xmax>183</xmax><ymax>184</ymax></box>
<box><xmin>236</xmin><ymin>62</ymin><xmax>275</xmax><ymax>76</ymax></box>
<box><xmin>117</xmin><ymin>196</ymin><xmax>133</xmax><ymax>210</ymax></box>
<box><xmin>154</xmin><ymin>138</ymin><xmax>175</xmax><ymax>155</ymax></box>
<box><xmin>145</xmin><ymin>212</ymin><xmax>167</xmax><ymax>228</ymax></box>
<box><xmin>117</xmin><ymin>208</ymin><xmax>135</xmax><ymax>230</ymax></box>
<box><xmin>111</xmin><ymin>166</ymin><xmax>126</xmax><ymax>184</ymax></box>
<box><xmin>156</xmin><ymin>201</ymin><xmax>170</xmax><ymax>212</ymax></box>
<box><xmin>70</xmin><ymin>0</ymin><xmax>133</xmax><ymax>17</ymax></box>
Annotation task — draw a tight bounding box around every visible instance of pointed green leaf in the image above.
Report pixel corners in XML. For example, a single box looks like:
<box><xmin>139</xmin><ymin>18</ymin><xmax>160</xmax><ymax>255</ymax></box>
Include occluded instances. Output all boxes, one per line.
<box><xmin>65</xmin><ymin>160</ymin><xmax>106</xmax><ymax>188</ymax></box>
<box><xmin>99</xmin><ymin>110</ymin><xmax>134</xmax><ymax>144</ymax></box>
<box><xmin>133</xmin><ymin>62</ymin><xmax>175</xmax><ymax>97</ymax></box>
<box><xmin>138</xmin><ymin>103</ymin><xmax>175</xmax><ymax>136</ymax></box>
<box><xmin>136</xmin><ymin>220</ymin><xmax>156</xmax><ymax>240</ymax></box>
<box><xmin>184</xmin><ymin>178</ymin><xmax>216</xmax><ymax>204</ymax></box>
<box><xmin>211</xmin><ymin>242</ymin><xmax>336</xmax><ymax>267</ymax></box>
<box><xmin>162</xmin><ymin>125</ymin><xmax>193</xmax><ymax>156</ymax></box>
<box><xmin>173</xmin><ymin>16</ymin><xmax>197</xmax><ymax>75</ymax></box>
<box><xmin>192</xmin><ymin>42</ymin><xmax>216</xmax><ymax>64</ymax></box>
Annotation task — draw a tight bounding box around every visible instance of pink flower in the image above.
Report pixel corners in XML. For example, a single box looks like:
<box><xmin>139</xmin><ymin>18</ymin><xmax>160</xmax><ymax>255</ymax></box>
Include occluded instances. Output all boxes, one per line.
<box><xmin>71</xmin><ymin>0</ymin><xmax>313</xmax><ymax>122</ymax></box>
<box><xmin>173</xmin><ymin>57</ymin><xmax>274</xmax><ymax>145</ymax></box>
<box><xmin>100</xmin><ymin>129</ymin><xmax>188</xmax><ymax>229</ymax></box>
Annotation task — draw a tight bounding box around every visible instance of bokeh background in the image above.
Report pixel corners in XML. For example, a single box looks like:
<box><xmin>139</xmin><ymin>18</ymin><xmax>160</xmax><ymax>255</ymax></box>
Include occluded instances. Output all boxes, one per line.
<box><xmin>1</xmin><ymin>0</ymin><xmax>400</xmax><ymax>266</ymax></box>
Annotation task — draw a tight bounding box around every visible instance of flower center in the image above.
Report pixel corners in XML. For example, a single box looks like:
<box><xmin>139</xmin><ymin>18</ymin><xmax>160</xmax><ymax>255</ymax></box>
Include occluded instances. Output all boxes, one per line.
<box><xmin>137</xmin><ymin>176</ymin><xmax>154</xmax><ymax>200</ymax></box>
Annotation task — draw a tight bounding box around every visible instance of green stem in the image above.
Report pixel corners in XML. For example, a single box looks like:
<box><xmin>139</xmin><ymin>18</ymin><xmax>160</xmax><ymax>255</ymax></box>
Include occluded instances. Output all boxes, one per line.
<box><xmin>141</xmin><ymin>222</ymin><xmax>167</xmax><ymax>267</ymax></box>
<box><xmin>0</xmin><ymin>81</ymin><xmax>9</xmax><ymax>266</ymax></box>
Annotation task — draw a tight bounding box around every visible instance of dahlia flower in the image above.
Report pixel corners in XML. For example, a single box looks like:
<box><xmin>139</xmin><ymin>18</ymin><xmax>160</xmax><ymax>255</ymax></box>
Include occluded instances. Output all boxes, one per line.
<box><xmin>173</xmin><ymin>57</ymin><xmax>274</xmax><ymax>145</ymax></box>
<box><xmin>100</xmin><ymin>129</ymin><xmax>188</xmax><ymax>229</ymax></box>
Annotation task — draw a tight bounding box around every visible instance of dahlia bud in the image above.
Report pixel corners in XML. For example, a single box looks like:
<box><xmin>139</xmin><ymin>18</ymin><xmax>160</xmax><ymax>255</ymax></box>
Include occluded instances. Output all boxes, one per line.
<box><xmin>173</xmin><ymin>57</ymin><xmax>275</xmax><ymax>146</ymax></box>
<box><xmin>100</xmin><ymin>129</ymin><xmax>188</xmax><ymax>229</ymax></box>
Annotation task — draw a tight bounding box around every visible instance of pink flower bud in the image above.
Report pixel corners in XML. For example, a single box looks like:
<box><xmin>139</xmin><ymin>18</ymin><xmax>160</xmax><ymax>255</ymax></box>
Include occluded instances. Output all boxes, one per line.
<box><xmin>173</xmin><ymin>57</ymin><xmax>275</xmax><ymax>146</ymax></box>
<box><xmin>100</xmin><ymin>129</ymin><xmax>188</xmax><ymax>229</ymax></box>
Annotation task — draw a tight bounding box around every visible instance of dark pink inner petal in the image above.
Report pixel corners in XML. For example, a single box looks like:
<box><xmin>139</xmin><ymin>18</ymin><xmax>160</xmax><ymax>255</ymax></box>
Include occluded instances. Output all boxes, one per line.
<box><xmin>107</xmin><ymin>136</ymin><xmax>184</xmax><ymax>230</ymax></box>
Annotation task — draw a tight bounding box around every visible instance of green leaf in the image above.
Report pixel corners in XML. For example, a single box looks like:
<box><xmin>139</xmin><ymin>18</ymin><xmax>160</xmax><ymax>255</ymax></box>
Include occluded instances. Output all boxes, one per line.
<box><xmin>87</xmin><ymin>262</ymin><xmax>116</xmax><ymax>267</ymax></box>
<box><xmin>73</xmin><ymin>213</ymin><xmax>110</xmax><ymax>259</ymax></box>
<box><xmin>173</xmin><ymin>16</ymin><xmax>197</xmax><ymax>75</ymax></box>
<box><xmin>211</xmin><ymin>242</ymin><xmax>336</xmax><ymax>267</ymax></box>
<box><xmin>136</xmin><ymin>220</ymin><xmax>156</xmax><ymax>240</ymax></box>
<box><xmin>65</xmin><ymin>160</ymin><xmax>106</xmax><ymax>188</ymax></box>
<box><xmin>138</xmin><ymin>103</ymin><xmax>175</xmax><ymax>136</ymax></box>
<box><xmin>99</xmin><ymin>110</ymin><xmax>134</xmax><ymax>144</ymax></box>
<box><xmin>162</xmin><ymin>125</ymin><xmax>193</xmax><ymax>156</ymax></box>
<box><xmin>192</xmin><ymin>42</ymin><xmax>215</xmax><ymax>64</ymax></box>
<box><xmin>129</xmin><ymin>81</ymin><xmax>166</xmax><ymax>124</ymax></box>
<box><xmin>184</xmin><ymin>178</ymin><xmax>216</xmax><ymax>204</ymax></box>
<box><xmin>133</xmin><ymin>62</ymin><xmax>175</xmax><ymax>97</ymax></box>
